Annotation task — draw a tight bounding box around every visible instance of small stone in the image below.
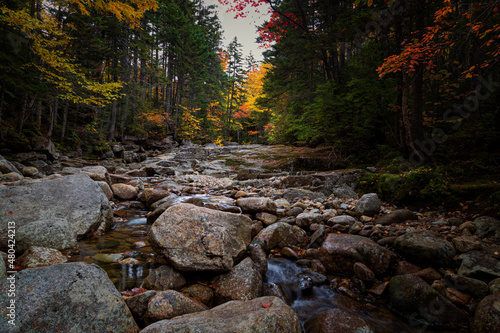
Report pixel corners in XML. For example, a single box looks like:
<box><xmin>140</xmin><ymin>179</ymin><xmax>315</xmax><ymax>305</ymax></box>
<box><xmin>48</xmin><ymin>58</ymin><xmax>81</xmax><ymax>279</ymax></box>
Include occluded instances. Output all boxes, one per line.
<box><xmin>256</xmin><ymin>212</ymin><xmax>278</xmax><ymax>226</ymax></box>
<box><xmin>281</xmin><ymin>247</ymin><xmax>299</xmax><ymax>260</ymax></box>
<box><xmin>353</xmin><ymin>262</ymin><xmax>376</xmax><ymax>282</ymax></box>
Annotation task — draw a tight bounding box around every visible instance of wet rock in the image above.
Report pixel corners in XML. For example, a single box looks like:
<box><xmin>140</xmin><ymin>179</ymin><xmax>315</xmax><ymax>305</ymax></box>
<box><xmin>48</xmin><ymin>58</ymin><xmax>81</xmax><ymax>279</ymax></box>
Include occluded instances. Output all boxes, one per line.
<box><xmin>374</xmin><ymin>209</ymin><xmax>418</xmax><ymax>225</ymax></box>
<box><xmin>248</xmin><ymin>243</ymin><xmax>268</xmax><ymax>276</ymax></box>
<box><xmin>15</xmin><ymin>218</ymin><xmax>78</xmax><ymax>254</ymax></box>
<box><xmin>369</xmin><ymin>281</ymin><xmax>389</xmax><ymax>296</ymax></box>
<box><xmin>0</xmin><ymin>262</ymin><xmax>139</xmax><ymax>332</ymax></box>
<box><xmin>149</xmin><ymin>203</ymin><xmax>252</xmax><ymax>271</ymax></box>
<box><xmin>281</xmin><ymin>247</ymin><xmax>299</xmax><ymax>259</ymax></box>
<box><xmin>181</xmin><ymin>284</ymin><xmax>214</xmax><ymax>307</ymax></box>
<box><xmin>252</xmin><ymin>222</ymin><xmax>308</xmax><ymax>251</ymax></box>
<box><xmin>142</xmin><ymin>265</ymin><xmax>187</xmax><ymax>291</ymax></box>
<box><xmin>353</xmin><ymin>262</ymin><xmax>376</xmax><ymax>282</ymax></box>
<box><xmin>474</xmin><ymin>216</ymin><xmax>500</xmax><ymax>241</ymax></box>
<box><xmin>81</xmin><ymin>166</ymin><xmax>111</xmax><ymax>185</ymax></box>
<box><xmin>456</xmin><ymin>251</ymin><xmax>500</xmax><ymax>282</ymax></box>
<box><xmin>354</xmin><ymin>193</ymin><xmax>381</xmax><ymax>217</ymax></box>
<box><xmin>296</xmin><ymin>212</ymin><xmax>323</xmax><ymax>228</ymax></box>
<box><xmin>126</xmin><ymin>290</ymin><xmax>157</xmax><ymax>327</ymax></box>
<box><xmin>309</xmin><ymin>224</ymin><xmax>326</xmax><ymax>248</ymax></box>
<box><xmin>348</xmin><ymin>221</ymin><xmax>363</xmax><ymax>234</ymax></box>
<box><xmin>444</xmin><ymin>273</ymin><xmax>488</xmax><ymax>299</ymax></box>
<box><xmin>96</xmin><ymin>180</ymin><xmax>113</xmax><ymax>200</ymax></box>
<box><xmin>304</xmin><ymin>308</ymin><xmax>374</xmax><ymax>333</ymax></box>
<box><xmin>471</xmin><ymin>295</ymin><xmax>500</xmax><ymax>333</ymax></box>
<box><xmin>327</xmin><ymin>215</ymin><xmax>356</xmax><ymax>226</ymax></box>
<box><xmin>388</xmin><ymin>274</ymin><xmax>468</xmax><ymax>328</ymax></box>
<box><xmin>18</xmin><ymin>246</ymin><xmax>67</xmax><ymax>269</ymax></box>
<box><xmin>112</xmin><ymin>183</ymin><xmax>138</xmax><ymax>201</ymax></box>
<box><xmin>212</xmin><ymin>257</ymin><xmax>263</xmax><ymax>305</ymax></box>
<box><xmin>145</xmin><ymin>290</ymin><xmax>209</xmax><ymax>325</ymax></box>
<box><xmin>140</xmin><ymin>296</ymin><xmax>301</xmax><ymax>333</ymax></box>
<box><xmin>318</xmin><ymin>234</ymin><xmax>394</xmax><ymax>276</ymax></box>
<box><xmin>256</xmin><ymin>212</ymin><xmax>278</xmax><ymax>226</ymax></box>
<box><xmin>92</xmin><ymin>253</ymin><xmax>123</xmax><ymax>263</ymax></box>
<box><xmin>236</xmin><ymin>197</ymin><xmax>277</xmax><ymax>214</ymax></box>
<box><xmin>287</xmin><ymin>206</ymin><xmax>304</xmax><ymax>217</ymax></box>
<box><xmin>394</xmin><ymin>230</ymin><xmax>456</xmax><ymax>267</ymax></box>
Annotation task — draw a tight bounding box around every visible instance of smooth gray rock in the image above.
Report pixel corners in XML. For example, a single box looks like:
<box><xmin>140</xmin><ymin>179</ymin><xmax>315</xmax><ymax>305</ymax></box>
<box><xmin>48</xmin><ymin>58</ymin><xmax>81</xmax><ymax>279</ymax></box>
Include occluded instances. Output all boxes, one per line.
<box><xmin>236</xmin><ymin>197</ymin><xmax>277</xmax><ymax>214</ymax></box>
<box><xmin>81</xmin><ymin>166</ymin><xmax>111</xmax><ymax>185</ymax></box>
<box><xmin>252</xmin><ymin>222</ymin><xmax>308</xmax><ymax>251</ymax></box>
<box><xmin>354</xmin><ymin>193</ymin><xmax>381</xmax><ymax>217</ymax></box>
<box><xmin>0</xmin><ymin>174</ymin><xmax>112</xmax><ymax>251</ymax></box>
<box><xmin>394</xmin><ymin>230</ymin><xmax>456</xmax><ymax>267</ymax></box>
<box><xmin>141</xmin><ymin>296</ymin><xmax>301</xmax><ymax>333</ymax></box>
<box><xmin>16</xmin><ymin>218</ymin><xmax>78</xmax><ymax>254</ymax></box>
<box><xmin>0</xmin><ymin>262</ymin><xmax>139</xmax><ymax>332</ymax></box>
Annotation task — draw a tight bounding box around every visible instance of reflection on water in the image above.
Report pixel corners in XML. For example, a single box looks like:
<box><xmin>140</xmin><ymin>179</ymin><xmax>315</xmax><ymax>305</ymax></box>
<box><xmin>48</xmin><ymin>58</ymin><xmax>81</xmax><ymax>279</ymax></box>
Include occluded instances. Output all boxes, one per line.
<box><xmin>69</xmin><ymin>208</ymin><xmax>154</xmax><ymax>292</ymax></box>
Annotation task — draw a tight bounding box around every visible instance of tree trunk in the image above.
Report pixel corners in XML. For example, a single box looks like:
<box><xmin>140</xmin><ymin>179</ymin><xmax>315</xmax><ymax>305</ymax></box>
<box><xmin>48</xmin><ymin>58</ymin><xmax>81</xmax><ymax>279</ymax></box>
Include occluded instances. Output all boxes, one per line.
<box><xmin>108</xmin><ymin>99</ymin><xmax>117</xmax><ymax>143</ymax></box>
<box><xmin>47</xmin><ymin>97</ymin><xmax>58</xmax><ymax>138</ymax></box>
<box><xmin>60</xmin><ymin>100</ymin><xmax>69</xmax><ymax>141</ymax></box>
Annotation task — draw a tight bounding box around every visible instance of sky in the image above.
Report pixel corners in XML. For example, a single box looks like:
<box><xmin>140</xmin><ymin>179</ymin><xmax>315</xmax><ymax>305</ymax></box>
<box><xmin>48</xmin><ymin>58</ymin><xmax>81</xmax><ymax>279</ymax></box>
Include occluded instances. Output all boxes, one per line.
<box><xmin>202</xmin><ymin>0</ymin><xmax>270</xmax><ymax>62</ymax></box>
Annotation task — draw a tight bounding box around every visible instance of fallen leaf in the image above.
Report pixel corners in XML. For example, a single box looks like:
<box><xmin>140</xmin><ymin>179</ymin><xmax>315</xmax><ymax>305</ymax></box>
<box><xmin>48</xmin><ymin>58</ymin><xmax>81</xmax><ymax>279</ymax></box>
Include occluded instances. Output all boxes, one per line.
<box><xmin>262</xmin><ymin>302</ymin><xmax>273</xmax><ymax>308</ymax></box>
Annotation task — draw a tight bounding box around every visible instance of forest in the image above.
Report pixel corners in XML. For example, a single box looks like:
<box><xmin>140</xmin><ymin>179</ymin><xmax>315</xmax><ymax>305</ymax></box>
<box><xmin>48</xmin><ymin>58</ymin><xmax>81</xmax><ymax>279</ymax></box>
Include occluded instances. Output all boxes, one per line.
<box><xmin>0</xmin><ymin>0</ymin><xmax>499</xmax><ymax>182</ymax></box>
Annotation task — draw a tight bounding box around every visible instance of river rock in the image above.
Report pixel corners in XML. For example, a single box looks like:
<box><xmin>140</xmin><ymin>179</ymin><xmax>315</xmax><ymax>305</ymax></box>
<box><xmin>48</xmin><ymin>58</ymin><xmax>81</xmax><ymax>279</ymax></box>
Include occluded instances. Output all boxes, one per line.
<box><xmin>22</xmin><ymin>166</ymin><xmax>39</xmax><ymax>178</ymax></box>
<box><xmin>15</xmin><ymin>218</ymin><xmax>79</xmax><ymax>254</ymax></box>
<box><xmin>141</xmin><ymin>296</ymin><xmax>301</xmax><ymax>333</ymax></box>
<box><xmin>149</xmin><ymin>203</ymin><xmax>252</xmax><ymax>271</ymax></box>
<box><xmin>354</xmin><ymin>193</ymin><xmax>381</xmax><ymax>217</ymax></box>
<box><xmin>142</xmin><ymin>265</ymin><xmax>186</xmax><ymax>291</ymax></box>
<box><xmin>452</xmin><ymin>235</ymin><xmax>483</xmax><ymax>253</ymax></box>
<box><xmin>304</xmin><ymin>308</ymin><xmax>374</xmax><ymax>333</ymax></box>
<box><xmin>181</xmin><ymin>284</ymin><xmax>214</xmax><ymax>307</ymax></box>
<box><xmin>388</xmin><ymin>274</ymin><xmax>468</xmax><ymax>328</ymax></box>
<box><xmin>126</xmin><ymin>290</ymin><xmax>157</xmax><ymax>327</ymax></box>
<box><xmin>282</xmin><ymin>188</ymin><xmax>326</xmax><ymax>201</ymax></box>
<box><xmin>394</xmin><ymin>230</ymin><xmax>455</xmax><ymax>267</ymax></box>
<box><xmin>444</xmin><ymin>272</ymin><xmax>488</xmax><ymax>298</ymax></box>
<box><xmin>248</xmin><ymin>243</ymin><xmax>268</xmax><ymax>276</ymax></box>
<box><xmin>252</xmin><ymin>222</ymin><xmax>308</xmax><ymax>251</ymax></box>
<box><xmin>374</xmin><ymin>209</ymin><xmax>418</xmax><ymax>225</ymax></box>
<box><xmin>327</xmin><ymin>215</ymin><xmax>356</xmax><ymax>226</ymax></box>
<box><xmin>0</xmin><ymin>262</ymin><xmax>139</xmax><ymax>332</ymax></box>
<box><xmin>256</xmin><ymin>212</ymin><xmax>278</xmax><ymax>226</ymax></box>
<box><xmin>0</xmin><ymin>174</ymin><xmax>113</xmax><ymax>250</ymax></box>
<box><xmin>145</xmin><ymin>290</ymin><xmax>209</xmax><ymax>325</ymax></box>
<box><xmin>0</xmin><ymin>172</ymin><xmax>23</xmax><ymax>181</ymax></box>
<box><xmin>81</xmin><ymin>166</ymin><xmax>111</xmax><ymax>185</ymax></box>
<box><xmin>474</xmin><ymin>216</ymin><xmax>500</xmax><ymax>241</ymax></box>
<box><xmin>96</xmin><ymin>180</ymin><xmax>113</xmax><ymax>200</ymax></box>
<box><xmin>139</xmin><ymin>188</ymin><xmax>170</xmax><ymax>208</ymax></box>
<box><xmin>0</xmin><ymin>155</ymin><xmax>21</xmax><ymax>174</ymax></box>
<box><xmin>296</xmin><ymin>213</ymin><xmax>323</xmax><ymax>228</ymax></box>
<box><xmin>471</xmin><ymin>295</ymin><xmax>500</xmax><ymax>333</ymax></box>
<box><xmin>112</xmin><ymin>183</ymin><xmax>139</xmax><ymax>201</ymax></box>
<box><xmin>18</xmin><ymin>246</ymin><xmax>67</xmax><ymax>269</ymax></box>
<box><xmin>353</xmin><ymin>262</ymin><xmax>376</xmax><ymax>282</ymax></box>
<box><xmin>236</xmin><ymin>197</ymin><xmax>277</xmax><ymax>214</ymax></box>
<box><xmin>456</xmin><ymin>251</ymin><xmax>500</xmax><ymax>282</ymax></box>
<box><xmin>212</xmin><ymin>257</ymin><xmax>263</xmax><ymax>305</ymax></box>
<box><xmin>318</xmin><ymin>233</ymin><xmax>394</xmax><ymax>276</ymax></box>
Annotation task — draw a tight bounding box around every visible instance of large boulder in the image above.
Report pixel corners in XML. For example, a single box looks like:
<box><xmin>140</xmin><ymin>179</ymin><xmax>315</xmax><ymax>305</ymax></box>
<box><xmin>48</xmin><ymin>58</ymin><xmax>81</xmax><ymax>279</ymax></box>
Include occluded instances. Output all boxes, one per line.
<box><xmin>304</xmin><ymin>308</ymin><xmax>374</xmax><ymax>333</ymax></box>
<box><xmin>252</xmin><ymin>222</ymin><xmax>308</xmax><ymax>251</ymax></box>
<box><xmin>0</xmin><ymin>174</ymin><xmax>113</xmax><ymax>251</ymax></box>
<box><xmin>212</xmin><ymin>257</ymin><xmax>263</xmax><ymax>305</ymax></box>
<box><xmin>0</xmin><ymin>155</ymin><xmax>21</xmax><ymax>175</ymax></box>
<box><xmin>236</xmin><ymin>197</ymin><xmax>277</xmax><ymax>214</ymax></box>
<box><xmin>17</xmin><ymin>246</ymin><xmax>67</xmax><ymax>269</ymax></box>
<box><xmin>149</xmin><ymin>203</ymin><xmax>252</xmax><ymax>271</ymax></box>
<box><xmin>354</xmin><ymin>193</ymin><xmax>381</xmax><ymax>217</ymax></box>
<box><xmin>456</xmin><ymin>251</ymin><xmax>500</xmax><ymax>282</ymax></box>
<box><xmin>318</xmin><ymin>233</ymin><xmax>394</xmax><ymax>276</ymax></box>
<box><xmin>141</xmin><ymin>296</ymin><xmax>301</xmax><ymax>333</ymax></box>
<box><xmin>394</xmin><ymin>230</ymin><xmax>456</xmax><ymax>267</ymax></box>
<box><xmin>142</xmin><ymin>265</ymin><xmax>186</xmax><ymax>291</ymax></box>
<box><xmin>15</xmin><ymin>218</ymin><xmax>78</xmax><ymax>254</ymax></box>
<box><xmin>0</xmin><ymin>262</ymin><xmax>139</xmax><ymax>332</ymax></box>
<box><xmin>388</xmin><ymin>274</ymin><xmax>469</xmax><ymax>328</ymax></box>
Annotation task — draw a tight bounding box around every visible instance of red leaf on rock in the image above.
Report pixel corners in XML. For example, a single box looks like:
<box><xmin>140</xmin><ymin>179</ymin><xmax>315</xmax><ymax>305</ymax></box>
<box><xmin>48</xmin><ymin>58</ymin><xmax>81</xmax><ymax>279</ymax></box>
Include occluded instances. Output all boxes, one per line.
<box><xmin>262</xmin><ymin>302</ymin><xmax>273</xmax><ymax>308</ymax></box>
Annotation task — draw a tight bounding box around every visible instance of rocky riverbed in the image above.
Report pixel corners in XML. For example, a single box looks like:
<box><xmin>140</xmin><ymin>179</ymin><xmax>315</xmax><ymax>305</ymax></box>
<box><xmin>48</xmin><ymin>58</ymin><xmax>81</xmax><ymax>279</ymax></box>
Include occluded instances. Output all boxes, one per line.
<box><xmin>1</xmin><ymin>142</ymin><xmax>500</xmax><ymax>332</ymax></box>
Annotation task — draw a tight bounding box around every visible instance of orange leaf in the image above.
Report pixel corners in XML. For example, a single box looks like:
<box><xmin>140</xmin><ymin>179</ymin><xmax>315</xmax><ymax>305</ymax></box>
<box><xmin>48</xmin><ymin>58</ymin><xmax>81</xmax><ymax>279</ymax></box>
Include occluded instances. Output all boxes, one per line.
<box><xmin>262</xmin><ymin>302</ymin><xmax>273</xmax><ymax>308</ymax></box>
